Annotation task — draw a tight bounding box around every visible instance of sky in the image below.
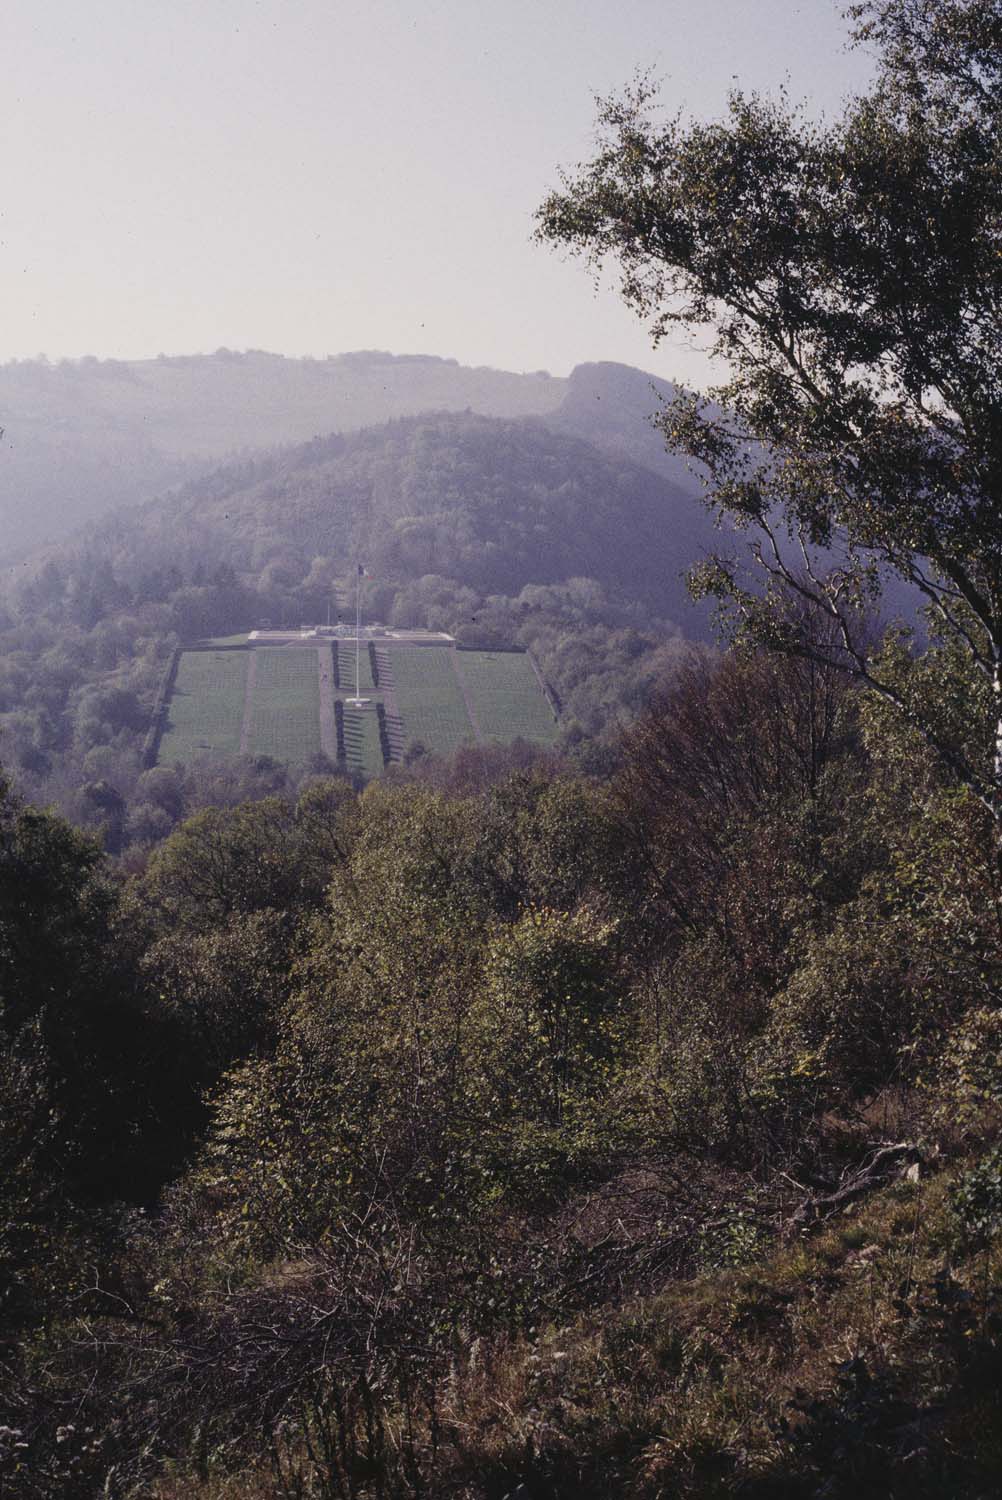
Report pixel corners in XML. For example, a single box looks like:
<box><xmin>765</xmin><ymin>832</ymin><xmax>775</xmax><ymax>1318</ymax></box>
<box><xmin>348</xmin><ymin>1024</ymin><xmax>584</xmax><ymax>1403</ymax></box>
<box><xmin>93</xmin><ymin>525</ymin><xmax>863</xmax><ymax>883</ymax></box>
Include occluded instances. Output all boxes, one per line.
<box><xmin>1</xmin><ymin>0</ymin><xmax>873</xmax><ymax>387</ymax></box>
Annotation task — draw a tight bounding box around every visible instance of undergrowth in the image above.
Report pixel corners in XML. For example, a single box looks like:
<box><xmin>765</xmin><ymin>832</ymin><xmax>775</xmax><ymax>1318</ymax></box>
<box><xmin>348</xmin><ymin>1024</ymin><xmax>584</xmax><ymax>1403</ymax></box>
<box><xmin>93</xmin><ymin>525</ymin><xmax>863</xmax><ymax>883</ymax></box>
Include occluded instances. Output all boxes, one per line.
<box><xmin>146</xmin><ymin>1156</ymin><xmax>1002</xmax><ymax>1499</ymax></box>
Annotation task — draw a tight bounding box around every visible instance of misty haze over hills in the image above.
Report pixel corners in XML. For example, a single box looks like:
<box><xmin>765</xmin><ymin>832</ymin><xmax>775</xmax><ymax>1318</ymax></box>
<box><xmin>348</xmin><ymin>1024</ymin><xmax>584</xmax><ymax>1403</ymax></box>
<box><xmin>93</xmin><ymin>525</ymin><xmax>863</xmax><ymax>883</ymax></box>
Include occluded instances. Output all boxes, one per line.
<box><xmin>9</xmin><ymin>6</ymin><xmax>1000</xmax><ymax>1492</ymax></box>
<box><xmin>85</xmin><ymin>407</ymin><xmax>717</xmax><ymax>632</ymax></box>
<box><xmin>0</xmin><ymin>348</ymin><xmax>727</xmax><ymax>817</ymax></box>
<box><xmin>0</xmin><ymin>350</ymin><xmax>707</xmax><ymax>561</ymax></box>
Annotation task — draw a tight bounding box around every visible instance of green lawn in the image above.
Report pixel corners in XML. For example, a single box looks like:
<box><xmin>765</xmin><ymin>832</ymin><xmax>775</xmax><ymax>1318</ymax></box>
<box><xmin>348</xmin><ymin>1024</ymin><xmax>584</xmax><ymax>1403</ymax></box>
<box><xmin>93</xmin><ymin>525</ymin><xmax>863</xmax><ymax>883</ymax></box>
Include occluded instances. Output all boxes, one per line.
<box><xmin>341</xmin><ymin>702</ymin><xmax>385</xmax><ymax>776</ymax></box>
<box><xmin>390</xmin><ymin>649</ymin><xmax>476</xmax><ymax>757</ymax></box>
<box><xmin>336</xmin><ymin>641</ymin><xmax>378</xmax><ymax>693</ymax></box>
<box><xmin>158</xmin><ymin>650</ymin><xmax>248</xmax><ymax>763</ymax></box>
<box><xmin>455</xmin><ymin>651</ymin><xmax>559</xmax><ymax>746</ymax></box>
<box><xmin>246</xmin><ymin>650</ymin><xmax>321</xmax><ymax>763</ymax></box>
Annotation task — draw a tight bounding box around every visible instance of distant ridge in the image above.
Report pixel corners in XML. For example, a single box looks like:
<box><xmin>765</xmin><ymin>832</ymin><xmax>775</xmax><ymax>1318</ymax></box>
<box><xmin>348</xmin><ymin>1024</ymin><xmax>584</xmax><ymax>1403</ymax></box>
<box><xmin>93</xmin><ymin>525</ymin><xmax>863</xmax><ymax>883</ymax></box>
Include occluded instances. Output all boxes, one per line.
<box><xmin>81</xmin><ymin>407</ymin><xmax>719</xmax><ymax>630</ymax></box>
<box><xmin>0</xmin><ymin>350</ymin><xmax>567</xmax><ymax>559</ymax></box>
<box><xmin>0</xmin><ymin>350</ymin><xmax>720</xmax><ymax>563</ymax></box>
<box><xmin>545</xmin><ymin>361</ymin><xmax>701</xmax><ymax>494</ymax></box>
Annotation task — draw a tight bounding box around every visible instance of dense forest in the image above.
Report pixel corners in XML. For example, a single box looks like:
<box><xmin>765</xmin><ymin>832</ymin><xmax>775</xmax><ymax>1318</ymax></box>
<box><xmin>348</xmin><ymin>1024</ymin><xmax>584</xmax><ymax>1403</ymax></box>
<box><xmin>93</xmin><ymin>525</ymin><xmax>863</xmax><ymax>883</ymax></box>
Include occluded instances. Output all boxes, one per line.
<box><xmin>0</xmin><ymin>403</ymin><xmax>717</xmax><ymax>845</ymax></box>
<box><xmin>78</xmin><ymin>409</ymin><xmax>717</xmax><ymax>611</ymax></box>
<box><xmin>0</xmin><ymin>351</ymin><xmax>566</xmax><ymax>559</ymax></box>
<box><xmin>5</xmin><ymin>624</ymin><xmax>1002</xmax><ymax>1497</ymax></box>
<box><xmin>7</xmin><ymin>1</ymin><xmax>1002</xmax><ymax>1495</ymax></box>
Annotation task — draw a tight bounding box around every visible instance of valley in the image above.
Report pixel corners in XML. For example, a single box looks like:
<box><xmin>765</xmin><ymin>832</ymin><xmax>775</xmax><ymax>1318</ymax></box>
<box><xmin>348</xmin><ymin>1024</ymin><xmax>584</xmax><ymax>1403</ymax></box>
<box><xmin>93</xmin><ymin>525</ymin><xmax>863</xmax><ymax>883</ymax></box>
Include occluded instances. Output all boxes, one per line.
<box><xmin>6</xmin><ymin>4</ymin><xmax>1002</xmax><ymax>1496</ymax></box>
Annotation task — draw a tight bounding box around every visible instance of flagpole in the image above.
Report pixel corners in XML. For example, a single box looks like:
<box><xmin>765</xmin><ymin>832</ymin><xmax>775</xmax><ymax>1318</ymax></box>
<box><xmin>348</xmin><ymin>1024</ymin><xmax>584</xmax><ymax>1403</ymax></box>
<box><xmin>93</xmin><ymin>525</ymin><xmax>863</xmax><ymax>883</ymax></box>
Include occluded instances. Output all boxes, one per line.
<box><xmin>347</xmin><ymin>566</ymin><xmax>370</xmax><ymax>707</ymax></box>
<box><xmin>355</xmin><ymin>565</ymin><xmax>361</xmax><ymax>700</ymax></box>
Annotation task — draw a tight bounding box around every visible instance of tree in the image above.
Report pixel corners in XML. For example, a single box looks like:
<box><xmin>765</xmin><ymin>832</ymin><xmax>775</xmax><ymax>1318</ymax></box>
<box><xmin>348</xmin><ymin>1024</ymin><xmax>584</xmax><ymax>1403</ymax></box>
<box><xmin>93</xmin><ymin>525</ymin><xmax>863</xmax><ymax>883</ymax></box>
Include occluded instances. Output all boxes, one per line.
<box><xmin>138</xmin><ymin>797</ymin><xmax>310</xmax><ymax>933</ymax></box>
<box><xmin>536</xmin><ymin>0</ymin><xmax>1002</xmax><ymax>825</ymax></box>
<box><xmin>617</xmin><ymin>623</ymin><xmax>866</xmax><ymax>945</ymax></box>
<box><xmin>476</xmin><ymin>904</ymin><xmax>622</xmax><ymax>1131</ymax></box>
<box><xmin>0</xmin><ymin>769</ymin><xmax>184</xmax><ymax>1225</ymax></box>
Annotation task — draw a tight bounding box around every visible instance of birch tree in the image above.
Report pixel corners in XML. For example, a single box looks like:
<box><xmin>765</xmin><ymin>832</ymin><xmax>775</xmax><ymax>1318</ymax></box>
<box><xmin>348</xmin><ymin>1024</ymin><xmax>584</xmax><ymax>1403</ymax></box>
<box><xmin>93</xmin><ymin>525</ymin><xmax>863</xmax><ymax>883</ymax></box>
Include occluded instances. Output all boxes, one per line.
<box><xmin>536</xmin><ymin>0</ymin><xmax>1002</xmax><ymax>825</ymax></box>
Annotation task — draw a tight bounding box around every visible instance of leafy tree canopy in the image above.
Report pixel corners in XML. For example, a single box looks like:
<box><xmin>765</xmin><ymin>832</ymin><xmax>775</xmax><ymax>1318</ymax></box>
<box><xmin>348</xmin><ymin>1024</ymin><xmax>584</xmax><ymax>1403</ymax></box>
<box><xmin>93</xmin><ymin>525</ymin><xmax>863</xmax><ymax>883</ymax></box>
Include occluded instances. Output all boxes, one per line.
<box><xmin>536</xmin><ymin>0</ymin><xmax>1002</xmax><ymax>820</ymax></box>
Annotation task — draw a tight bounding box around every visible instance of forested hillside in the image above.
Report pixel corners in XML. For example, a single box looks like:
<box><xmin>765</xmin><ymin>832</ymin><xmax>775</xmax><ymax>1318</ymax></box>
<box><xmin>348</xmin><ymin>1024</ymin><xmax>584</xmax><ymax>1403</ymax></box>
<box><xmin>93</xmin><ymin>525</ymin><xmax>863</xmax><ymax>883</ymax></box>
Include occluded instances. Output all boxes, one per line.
<box><xmin>0</xmin><ymin>351</ymin><xmax>566</xmax><ymax>559</ymax></box>
<box><xmin>85</xmin><ymin>410</ymin><xmax>717</xmax><ymax>617</ymax></box>
<box><xmin>544</xmin><ymin>360</ymin><xmax>705</xmax><ymax>492</ymax></box>
<box><xmin>0</xmin><ymin>348</ymin><xmax>730</xmax><ymax>564</ymax></box>
<box><xmin>0</xmin><ymin>402</ymin><xmax>721</xmax><ymax>844</ymax></box>
<box><xmin>6</xmin><ymin>634</ymin><xmax>1002</xmax><ymax>1498</ymax></box>
<box><xmin>8</xmin><ymin>5</ymin><xmax>1002</xmax><ymax>1493</ymax></box>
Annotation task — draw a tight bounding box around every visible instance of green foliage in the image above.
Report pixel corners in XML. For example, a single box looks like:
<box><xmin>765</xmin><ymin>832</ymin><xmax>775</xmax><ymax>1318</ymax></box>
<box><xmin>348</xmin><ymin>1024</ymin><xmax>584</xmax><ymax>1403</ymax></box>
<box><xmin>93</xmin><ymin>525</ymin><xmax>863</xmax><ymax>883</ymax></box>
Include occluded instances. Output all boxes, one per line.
<box><xmin>138</xmin><ymin>796</ymin><xmax>323</xmax><ymax>932</ymax></box>
<box><xmin>0</xmin><ymin>376</ymin><xmax>707</xmax><ymax>839</ymax></box>
<box><xmin>951</xmin><ymin>1147</ymin><xmax>1002</xmax><ymax>1250</ymax></box>
<box><xmin>9</xmin><ymin>553</ymin><xmax>1002</xmax><ymax>1495</ymax></box>
<box><xmin>467</xmin><ymin>771</ymin><xmax>635</xmax><ymax>920</ymax></box>
<box><xmin>473</xmin><ymin>905</ymin><xmax>623</xmax><ymax>1180</ymax></box>
<box><xmin>695</xmin><ymin>1207</ymin><xmax>766</xmax><ymax>1271</ymax></box>
<box><xmin>141</xmin><ymin>909</ymin><xmax>291</xmax><ymax>1077</ymax></box>
<box><xmin>22</xmin><ymin>26</ymin><xmax>1002</xmax><ymax>1470</ymax></box>
<box><xmin>934</xmin><ymin>1009</ymin><xmax>1002</xmax><ymax>1129</ymax></box>
<box><xmin>537</xmin><ymin>0</ymin><xmax>1002</xmax><ymax>817</ymax></box>
<box><xmin>0</xmin><ymin>350</ymin><xmax>567</xmax><ymax>560</ymax></box>
<box><xmin>0</xmin><ymin>776</ymin><xmax>187</xmax><ymax>1326</ymax></box>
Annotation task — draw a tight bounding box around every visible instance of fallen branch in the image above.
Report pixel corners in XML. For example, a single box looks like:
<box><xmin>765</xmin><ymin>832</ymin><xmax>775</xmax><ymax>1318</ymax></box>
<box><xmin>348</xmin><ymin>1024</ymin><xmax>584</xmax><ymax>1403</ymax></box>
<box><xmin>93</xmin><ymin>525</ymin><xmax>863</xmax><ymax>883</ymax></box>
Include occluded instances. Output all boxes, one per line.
<box><xmin>790</xmin><ymin>1143</ymin><xmax>923</xmax><ymax>1229</ymax></box>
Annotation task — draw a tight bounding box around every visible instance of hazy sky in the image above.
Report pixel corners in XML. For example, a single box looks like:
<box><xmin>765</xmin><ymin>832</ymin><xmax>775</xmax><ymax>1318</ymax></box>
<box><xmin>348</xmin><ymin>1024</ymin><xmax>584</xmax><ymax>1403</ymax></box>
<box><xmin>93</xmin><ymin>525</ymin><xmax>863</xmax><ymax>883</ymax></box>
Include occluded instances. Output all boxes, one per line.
<box><xmin>2</xmin><ymin>0</ymin><xmax>872</xmax><ymax>385</ymax></box>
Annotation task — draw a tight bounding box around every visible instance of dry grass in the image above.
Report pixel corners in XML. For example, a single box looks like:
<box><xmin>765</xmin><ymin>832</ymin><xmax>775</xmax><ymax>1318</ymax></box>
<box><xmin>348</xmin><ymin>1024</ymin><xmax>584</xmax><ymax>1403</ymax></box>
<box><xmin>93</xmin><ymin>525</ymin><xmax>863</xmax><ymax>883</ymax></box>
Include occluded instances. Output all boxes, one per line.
<box><xmin>145</xmin><ymin>1167</ymin><xmax>1002</xmax><ymax>1499</ymax></box>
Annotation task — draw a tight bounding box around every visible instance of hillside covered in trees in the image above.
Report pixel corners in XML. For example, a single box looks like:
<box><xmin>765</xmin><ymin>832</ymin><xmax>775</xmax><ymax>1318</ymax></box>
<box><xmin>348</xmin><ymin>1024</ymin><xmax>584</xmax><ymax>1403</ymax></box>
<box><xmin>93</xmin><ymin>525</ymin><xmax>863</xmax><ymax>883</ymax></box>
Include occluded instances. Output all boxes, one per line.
<box><xmin>0</xmin><ymin>350</ymin><xmax>573</xmax><ymax>560</ymax></box>
<box><xmin>83</xmin><ymin>410</ymin><xmax>718</xmax><ymax>617</ymax></box>
<box><xmin>0</xmin><ymin>397</ymin><xmax>725</xmax><ymax>846</ymax></box>
<box><xmin>6</xmin><ymin>629</ymin><xmax>1002</xmax><ymax>1498</ymax></box>
<box><xmin>7</xmin><ymin>2</ymin><xmax>1002</xmax><ymax>1494</ymax></box>
<box><xmin>0</xmin><ymin>351</ymin><xmax>627</xmax><ymax>561</ymax></box>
